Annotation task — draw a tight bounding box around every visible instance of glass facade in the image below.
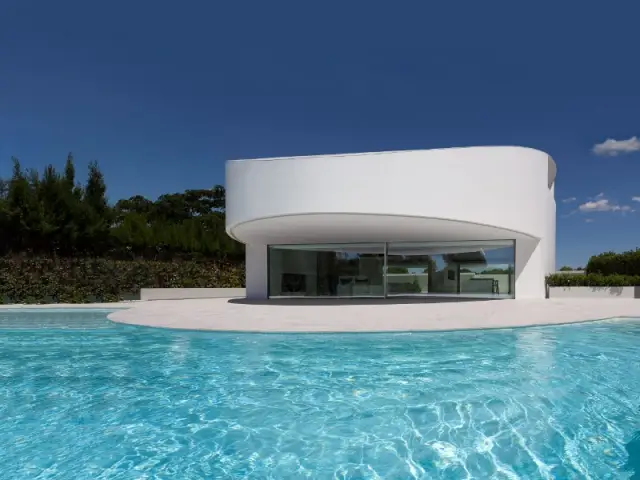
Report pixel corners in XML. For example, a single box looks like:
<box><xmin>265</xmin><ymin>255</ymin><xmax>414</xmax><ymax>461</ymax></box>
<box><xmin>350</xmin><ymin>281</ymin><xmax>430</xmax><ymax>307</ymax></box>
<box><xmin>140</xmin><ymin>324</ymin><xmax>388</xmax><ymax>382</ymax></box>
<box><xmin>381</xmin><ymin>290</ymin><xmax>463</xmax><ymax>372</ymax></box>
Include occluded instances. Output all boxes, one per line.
<box><xmin>268</xmin><ymin>240</ymin><xmax>515</xmax><ymax>299</ymax></box>
<box><xmin>268</xmin><ymin>244</ymin><xmax>385</xmax><ymax>297</ymax></box>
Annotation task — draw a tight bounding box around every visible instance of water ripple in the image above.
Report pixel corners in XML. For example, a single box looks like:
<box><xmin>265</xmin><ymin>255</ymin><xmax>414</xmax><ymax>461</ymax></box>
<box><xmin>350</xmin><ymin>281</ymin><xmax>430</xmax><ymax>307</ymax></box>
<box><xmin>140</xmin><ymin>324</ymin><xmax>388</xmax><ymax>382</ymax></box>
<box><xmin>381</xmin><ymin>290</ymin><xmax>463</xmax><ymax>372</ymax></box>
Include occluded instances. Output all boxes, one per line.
<box><xmin>0</xmin><ymin>312</ymin><xmax>639</xmax><ymax>479</ymax></box>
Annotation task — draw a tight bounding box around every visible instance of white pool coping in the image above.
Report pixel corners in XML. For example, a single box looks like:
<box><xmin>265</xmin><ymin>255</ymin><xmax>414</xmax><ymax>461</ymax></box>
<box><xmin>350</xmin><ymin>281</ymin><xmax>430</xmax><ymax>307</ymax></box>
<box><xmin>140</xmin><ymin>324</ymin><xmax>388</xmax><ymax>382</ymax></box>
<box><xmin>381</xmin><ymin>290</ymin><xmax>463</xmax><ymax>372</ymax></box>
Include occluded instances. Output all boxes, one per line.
<box><xmin>0</xmin><ymin>302</ymin><xmax>135</xmax><ymax>310</ymax></box>
<box><xmin>3</xmin><ymin>298</ymin><xmax>640</xmax><ymax>332</ymax></box>
<box><xmin>81</xmin><ymin>298</ymin><xmax>640</xmax><ymax>332</ymax></box>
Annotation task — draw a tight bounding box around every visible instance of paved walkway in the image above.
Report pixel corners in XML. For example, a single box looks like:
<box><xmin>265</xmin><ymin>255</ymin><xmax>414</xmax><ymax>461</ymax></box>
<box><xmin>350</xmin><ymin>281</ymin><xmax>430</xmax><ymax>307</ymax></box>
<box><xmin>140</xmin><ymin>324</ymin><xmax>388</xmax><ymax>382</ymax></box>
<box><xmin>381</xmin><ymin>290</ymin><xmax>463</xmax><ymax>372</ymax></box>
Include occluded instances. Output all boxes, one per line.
<box><xmin>105</xmin><ymin>298</ymin><xmax>640</xmax><ymax>332</ymax></box>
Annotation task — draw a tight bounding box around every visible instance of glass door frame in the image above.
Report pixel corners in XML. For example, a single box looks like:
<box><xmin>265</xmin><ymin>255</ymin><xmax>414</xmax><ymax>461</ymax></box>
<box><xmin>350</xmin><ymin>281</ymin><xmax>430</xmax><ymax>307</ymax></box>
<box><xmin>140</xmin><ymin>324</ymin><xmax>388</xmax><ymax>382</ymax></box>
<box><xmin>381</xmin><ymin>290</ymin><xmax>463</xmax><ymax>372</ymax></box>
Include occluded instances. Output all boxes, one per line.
<box><xmin>267</xmin><ymin>239</ymin><xmax>516</xmax><ymax>299</ymax></box>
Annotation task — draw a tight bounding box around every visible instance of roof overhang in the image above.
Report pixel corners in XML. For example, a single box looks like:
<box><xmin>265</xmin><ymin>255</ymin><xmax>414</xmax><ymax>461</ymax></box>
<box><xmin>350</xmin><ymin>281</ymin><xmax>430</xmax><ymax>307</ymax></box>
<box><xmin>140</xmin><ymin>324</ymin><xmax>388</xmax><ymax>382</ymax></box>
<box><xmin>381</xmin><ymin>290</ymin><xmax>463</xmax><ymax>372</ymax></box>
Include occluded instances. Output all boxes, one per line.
<box><xmin>230</xmin><ymin>213</ymin><xmax>538</xmax><ymax>245</ymax></box>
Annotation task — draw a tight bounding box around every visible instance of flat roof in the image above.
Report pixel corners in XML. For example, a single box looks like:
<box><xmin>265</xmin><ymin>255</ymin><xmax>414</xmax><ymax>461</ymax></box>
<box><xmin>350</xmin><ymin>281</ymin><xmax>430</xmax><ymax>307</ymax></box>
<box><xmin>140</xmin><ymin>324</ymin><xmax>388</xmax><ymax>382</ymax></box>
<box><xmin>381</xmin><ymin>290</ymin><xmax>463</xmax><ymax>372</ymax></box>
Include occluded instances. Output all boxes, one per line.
<box><xmin>228</xmin><ymin>145</ymin><xmax>554</xmax><ymax>164</ymax></box>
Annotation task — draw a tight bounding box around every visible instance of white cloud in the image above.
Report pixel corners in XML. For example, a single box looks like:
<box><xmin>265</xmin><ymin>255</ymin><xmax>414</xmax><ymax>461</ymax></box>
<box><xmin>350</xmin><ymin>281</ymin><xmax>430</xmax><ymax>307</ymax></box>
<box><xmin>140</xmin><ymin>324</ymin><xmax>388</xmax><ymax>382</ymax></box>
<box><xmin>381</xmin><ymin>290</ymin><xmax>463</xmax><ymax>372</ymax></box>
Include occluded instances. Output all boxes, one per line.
<box><xmin>560</xmin><ymin>211</ymin><xmax>577</xmax><ymax>218</ymax></box>
<box><xmin>632</xmin><ymin>196</ymin><xmax>640</xmax><ymax>202</ymax></box>
<box><xmin>578</xmin><ymin>194</ymin><xmax>633</xmax><ymax>213</ymax></box>
<box><xmin>593</xmin><ymin>136</ymin><xmax>640</xmax><ymax>156</ymax></box>
<box><xmin>585</xmin><ymin>218</ymin><xmax>595</xmax><ymax>223</ymax></box>
<box><xmin>562</xmin><ymin>197</ymin><xmax>577</xmax><ymax>203</ymax></box>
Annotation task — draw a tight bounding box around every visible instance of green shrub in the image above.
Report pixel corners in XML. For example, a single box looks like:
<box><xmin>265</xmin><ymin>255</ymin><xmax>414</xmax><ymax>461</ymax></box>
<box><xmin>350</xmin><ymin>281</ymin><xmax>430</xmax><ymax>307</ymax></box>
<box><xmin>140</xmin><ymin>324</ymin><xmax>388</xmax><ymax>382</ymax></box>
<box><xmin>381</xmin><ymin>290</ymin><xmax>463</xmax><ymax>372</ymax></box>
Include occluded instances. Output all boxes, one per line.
<box><xmin>586</xmin><ymin>249</ymin><xmax>640</xmax><ymax>276</ymax></box>
<box><xmin>546</xmin><ymin>273</ymin><xmax>640</xmax><ymax>287</ymax></box>
<box><xmin>0</xmin><ymin>255</ymin><xmax>244</xmax><ymax>304</ymax></box>
<box><xmin>387</xmin><ymin>266</ymin><xmax>409</xmax><ymax>274</ymax></box>
<box><xmin>408</xmin><ymin>278</ymin><xmax>422</xmax><ymax>293</ymax></box>
<box><xmin>387</xmin><ymin>279</ymin><xmax>423</xmax><ymax>294</ymax></box>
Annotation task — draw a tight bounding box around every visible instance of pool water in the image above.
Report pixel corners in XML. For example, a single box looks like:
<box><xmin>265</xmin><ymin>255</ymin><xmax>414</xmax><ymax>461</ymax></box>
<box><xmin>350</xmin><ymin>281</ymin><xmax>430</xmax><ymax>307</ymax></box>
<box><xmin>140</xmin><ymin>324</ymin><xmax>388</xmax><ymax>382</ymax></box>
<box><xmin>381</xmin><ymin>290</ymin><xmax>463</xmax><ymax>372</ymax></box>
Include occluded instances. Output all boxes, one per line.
<box><xmin>1</xmin><ymin>310</ymin><xmax>639</xmax><ymax>479</ymax></box>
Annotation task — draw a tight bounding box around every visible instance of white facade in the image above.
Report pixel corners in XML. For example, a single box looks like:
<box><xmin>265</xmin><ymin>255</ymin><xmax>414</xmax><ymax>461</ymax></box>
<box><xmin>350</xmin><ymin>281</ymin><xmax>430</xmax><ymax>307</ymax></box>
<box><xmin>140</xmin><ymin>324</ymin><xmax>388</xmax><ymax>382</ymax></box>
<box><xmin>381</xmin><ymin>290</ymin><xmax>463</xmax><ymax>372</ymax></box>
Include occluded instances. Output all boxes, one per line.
<box><xmin>226</xmin><ymin>146</ymin><xmax>557</xmax><ymax>300</ymax></box>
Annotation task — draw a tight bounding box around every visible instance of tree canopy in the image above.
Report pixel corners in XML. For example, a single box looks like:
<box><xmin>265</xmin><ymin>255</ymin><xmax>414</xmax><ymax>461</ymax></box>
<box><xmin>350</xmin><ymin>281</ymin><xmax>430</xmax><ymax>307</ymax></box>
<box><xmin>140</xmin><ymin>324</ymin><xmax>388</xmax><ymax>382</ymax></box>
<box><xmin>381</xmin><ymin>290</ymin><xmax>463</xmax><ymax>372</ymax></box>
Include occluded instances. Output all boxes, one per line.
<box><xmin>0</xmin><ymin>154</ymin><xmax>243</xmax><ymax>260</ymax></box>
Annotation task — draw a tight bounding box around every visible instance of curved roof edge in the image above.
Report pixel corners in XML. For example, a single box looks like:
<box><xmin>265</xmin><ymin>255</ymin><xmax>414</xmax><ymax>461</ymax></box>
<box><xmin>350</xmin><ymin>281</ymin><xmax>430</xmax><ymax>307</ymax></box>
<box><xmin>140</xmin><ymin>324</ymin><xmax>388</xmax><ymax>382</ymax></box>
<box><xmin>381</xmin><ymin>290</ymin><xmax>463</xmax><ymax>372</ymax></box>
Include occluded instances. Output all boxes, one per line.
<box><xmin>226</xmin><ymin>211</ymin><xmax>541</xmax><ymax>244</ymax></box>
<box><xmin>227</xmin><ymin>145</ymin><xmax>554</xmax><ymax>164</ymax></box>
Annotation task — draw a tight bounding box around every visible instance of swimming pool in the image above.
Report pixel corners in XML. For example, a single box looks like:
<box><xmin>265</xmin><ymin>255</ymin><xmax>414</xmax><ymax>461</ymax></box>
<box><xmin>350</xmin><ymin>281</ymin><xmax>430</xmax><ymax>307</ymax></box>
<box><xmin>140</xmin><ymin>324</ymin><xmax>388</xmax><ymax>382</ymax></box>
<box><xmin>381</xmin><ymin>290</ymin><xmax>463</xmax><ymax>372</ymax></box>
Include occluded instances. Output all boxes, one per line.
<box><xmin>1</xmin><ymin>310</ymin><xmax>639</xmax><ymax>479</ymax></box>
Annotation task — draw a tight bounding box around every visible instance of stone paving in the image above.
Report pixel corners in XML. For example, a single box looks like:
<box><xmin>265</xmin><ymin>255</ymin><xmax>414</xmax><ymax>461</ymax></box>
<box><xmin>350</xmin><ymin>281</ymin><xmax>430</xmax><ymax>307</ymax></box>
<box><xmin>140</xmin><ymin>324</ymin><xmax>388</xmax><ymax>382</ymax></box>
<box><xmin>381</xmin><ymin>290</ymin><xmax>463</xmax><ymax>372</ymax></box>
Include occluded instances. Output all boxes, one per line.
<box><xmin>103</xmin><ymin>297</ymin><xmax>640</xmax><ymax>332</ymax></box>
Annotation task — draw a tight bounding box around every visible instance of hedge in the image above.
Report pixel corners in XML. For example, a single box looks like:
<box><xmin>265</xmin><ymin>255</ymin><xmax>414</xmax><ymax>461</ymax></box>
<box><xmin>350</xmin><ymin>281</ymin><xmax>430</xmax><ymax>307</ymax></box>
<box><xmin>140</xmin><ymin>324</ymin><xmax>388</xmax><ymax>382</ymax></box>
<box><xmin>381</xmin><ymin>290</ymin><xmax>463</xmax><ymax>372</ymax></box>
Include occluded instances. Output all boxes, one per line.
<box><xmin>586</xmin><ymin>249</ymin><xmax>640</xmax><ymax>276</ymax></box>
<box><xmin>546</xmin><ymin>273</ymin><xmax>640</xmax><ymax>287</ymax></box>
<box><xmin>0</xmin><ymin>256</ymin><xmax>244</xmax><ymax>304</ymax></box>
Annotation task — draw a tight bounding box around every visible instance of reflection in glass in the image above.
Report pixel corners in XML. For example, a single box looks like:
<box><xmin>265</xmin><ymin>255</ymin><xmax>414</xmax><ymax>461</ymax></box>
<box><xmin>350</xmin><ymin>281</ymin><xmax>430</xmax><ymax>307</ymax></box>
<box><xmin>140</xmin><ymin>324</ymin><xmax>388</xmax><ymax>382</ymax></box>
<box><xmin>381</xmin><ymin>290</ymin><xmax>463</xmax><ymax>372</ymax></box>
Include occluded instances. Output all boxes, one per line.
<box><xmin>386</xmin><ymin>240</ymin><xmax>515</xmax><ymax>298</ymax></box>
<box><xmin>385</xmin><ymin>244</ymin><xmax>434</xmax><ymax>295</ymax></box>
<box><xmin>268</xmin><ymin>240</ymin><xmax>515</xmax><ymax>299</ymax></box>
<box><xmin>268</xmin><ymin>244</ymin><xmax>385</xmax><ymax>297</ymax></box>
<box><xmin>457</xmin><ymin>242</ymin><xmax>515</xmax><ymax>297</ymax></box>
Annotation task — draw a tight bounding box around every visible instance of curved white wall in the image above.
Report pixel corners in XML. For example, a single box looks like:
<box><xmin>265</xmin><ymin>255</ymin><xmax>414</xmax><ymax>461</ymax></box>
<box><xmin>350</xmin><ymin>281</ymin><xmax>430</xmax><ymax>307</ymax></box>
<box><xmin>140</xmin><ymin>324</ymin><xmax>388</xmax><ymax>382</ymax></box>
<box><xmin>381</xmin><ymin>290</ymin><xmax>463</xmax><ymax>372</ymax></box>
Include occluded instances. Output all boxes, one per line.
<box><xmin>226</xmin><ymin>147</ymin><xmax>556</xmax><ymax>300</ymax></box>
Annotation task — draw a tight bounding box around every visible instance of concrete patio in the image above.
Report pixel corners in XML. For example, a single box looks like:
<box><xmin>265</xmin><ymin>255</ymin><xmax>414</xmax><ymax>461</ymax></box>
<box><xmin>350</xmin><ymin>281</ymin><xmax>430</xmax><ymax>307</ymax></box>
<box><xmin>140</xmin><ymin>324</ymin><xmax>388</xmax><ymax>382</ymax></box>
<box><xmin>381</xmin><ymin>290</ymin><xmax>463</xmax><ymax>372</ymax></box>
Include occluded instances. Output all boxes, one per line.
<box><xmin>104</xmin><ymin>297</ymin><xmax>640</xmax><ymax>332</ymax></box>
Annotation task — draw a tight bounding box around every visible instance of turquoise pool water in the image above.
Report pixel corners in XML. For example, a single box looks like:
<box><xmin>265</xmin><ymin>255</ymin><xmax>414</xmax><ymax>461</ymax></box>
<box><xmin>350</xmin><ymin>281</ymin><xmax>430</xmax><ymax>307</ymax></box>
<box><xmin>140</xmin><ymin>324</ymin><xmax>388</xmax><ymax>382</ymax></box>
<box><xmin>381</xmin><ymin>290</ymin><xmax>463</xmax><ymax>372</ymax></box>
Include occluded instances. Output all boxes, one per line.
<box><xmin>1</xmin><ymin>310</ymin><xmax>639</xmax><ymax>479</ymax></box>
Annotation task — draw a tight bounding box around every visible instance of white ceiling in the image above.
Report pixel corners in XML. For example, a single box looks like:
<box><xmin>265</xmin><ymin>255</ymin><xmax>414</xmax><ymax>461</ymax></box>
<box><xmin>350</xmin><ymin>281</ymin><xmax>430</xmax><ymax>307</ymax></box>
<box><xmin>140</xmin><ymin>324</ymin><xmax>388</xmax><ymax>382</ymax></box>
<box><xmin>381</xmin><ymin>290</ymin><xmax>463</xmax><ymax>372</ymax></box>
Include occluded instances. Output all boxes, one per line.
<box><xmin>230</xmin><ymin>213</ymin><xmax>536</xmax><ymax>245</ymax></box>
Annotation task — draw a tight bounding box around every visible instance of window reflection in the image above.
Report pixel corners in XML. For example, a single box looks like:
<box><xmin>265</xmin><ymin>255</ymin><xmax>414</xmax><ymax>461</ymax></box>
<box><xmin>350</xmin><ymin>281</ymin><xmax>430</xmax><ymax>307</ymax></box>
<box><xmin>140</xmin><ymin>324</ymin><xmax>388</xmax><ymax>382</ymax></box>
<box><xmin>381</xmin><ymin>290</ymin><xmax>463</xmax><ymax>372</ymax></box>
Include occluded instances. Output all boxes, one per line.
<box><xmin>387</xmin><ymin>240</ymin><xmax>515</xmax><ymax>298</ymax></box>
<box><xmin>268</xmin><ymin>240</ymin><xmax>515</xmax><ymax>298</ymax></box>
<box><xmin>269</xmin><ymin>244</ymin><xmax>385</xmax><ymax>297</ymax></box>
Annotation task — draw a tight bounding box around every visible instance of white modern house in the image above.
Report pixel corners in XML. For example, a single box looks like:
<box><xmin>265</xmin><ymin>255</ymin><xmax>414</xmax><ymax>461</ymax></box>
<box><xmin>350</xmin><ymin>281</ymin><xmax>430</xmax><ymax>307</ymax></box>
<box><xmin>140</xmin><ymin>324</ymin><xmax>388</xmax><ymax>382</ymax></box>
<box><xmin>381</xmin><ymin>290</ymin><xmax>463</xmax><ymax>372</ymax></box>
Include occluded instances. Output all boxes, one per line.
<box><xmin>226</xmin><ymin>147</ymin><xmax>556</xmax><ymax>300</ymax></box>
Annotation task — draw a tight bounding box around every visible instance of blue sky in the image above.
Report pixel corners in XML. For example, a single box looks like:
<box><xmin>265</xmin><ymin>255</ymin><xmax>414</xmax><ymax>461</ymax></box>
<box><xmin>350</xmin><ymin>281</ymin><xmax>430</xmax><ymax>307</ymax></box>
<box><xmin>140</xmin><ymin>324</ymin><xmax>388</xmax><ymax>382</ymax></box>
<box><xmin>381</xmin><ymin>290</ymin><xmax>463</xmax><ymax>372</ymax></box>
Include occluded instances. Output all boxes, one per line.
<box><xmin>1</xmin><ymin>1</ymin><xmax>640</xmax><ymax>268</ymax></box>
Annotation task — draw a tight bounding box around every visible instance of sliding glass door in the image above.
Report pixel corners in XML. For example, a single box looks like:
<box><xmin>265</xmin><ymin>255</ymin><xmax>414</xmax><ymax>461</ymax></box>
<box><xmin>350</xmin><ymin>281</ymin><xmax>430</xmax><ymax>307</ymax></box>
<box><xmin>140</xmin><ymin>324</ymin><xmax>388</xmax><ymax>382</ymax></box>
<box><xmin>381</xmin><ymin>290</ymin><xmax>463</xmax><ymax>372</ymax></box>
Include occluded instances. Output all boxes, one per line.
<box><xmin>386</xmin><ymin>240</ymin><xmax>515</xmax><ymax>298</ymax></box>
<box><xmin>268</xmin><ymin>240</ymin><xmax>515</xmax><ymax>299</ymax></box>
<box><xmin>457</xmin><ymin>242</ymin><xmax>515</xmax><ymax>297</ymax></box>
<box><xmin>268</xmin><ymin>244</ymin><xmax>385</xmax><ymax>298</ymax></box>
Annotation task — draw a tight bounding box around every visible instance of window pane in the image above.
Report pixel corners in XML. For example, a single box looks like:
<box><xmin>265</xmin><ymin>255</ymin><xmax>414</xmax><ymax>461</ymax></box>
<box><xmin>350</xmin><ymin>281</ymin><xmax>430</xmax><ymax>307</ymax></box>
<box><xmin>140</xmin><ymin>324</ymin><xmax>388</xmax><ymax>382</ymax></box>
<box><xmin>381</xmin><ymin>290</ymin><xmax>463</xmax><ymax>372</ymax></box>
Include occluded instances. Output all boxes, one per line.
<box><xmin>458</xmin><ymin>242</ymin><xmax>515</xmax><ymax>297</ymax></box>
<box><xmin>268</xmin><ymin>244</ymin><xmax>385</xmax><ymax>297</ymax></box>
<box><xmin>386</xmin><ymin>240</ymin><xmax>515</xmax><ymax>298</ymax></box>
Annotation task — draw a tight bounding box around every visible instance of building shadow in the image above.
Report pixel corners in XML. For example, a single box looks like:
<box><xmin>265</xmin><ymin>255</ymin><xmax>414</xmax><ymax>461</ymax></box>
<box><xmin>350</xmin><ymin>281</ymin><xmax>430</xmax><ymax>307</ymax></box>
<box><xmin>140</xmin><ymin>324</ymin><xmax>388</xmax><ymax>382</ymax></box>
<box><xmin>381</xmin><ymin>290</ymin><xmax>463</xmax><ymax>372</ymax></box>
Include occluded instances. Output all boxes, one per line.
<box><xmin>625</xmin><ymin>431</ymin><xmax>640</xmax><ymax>479</ymax></box>
<box><xmin>228</xmin><ymin>296</ymin><xmax>505</xmax><ymax>306</ymax></box>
